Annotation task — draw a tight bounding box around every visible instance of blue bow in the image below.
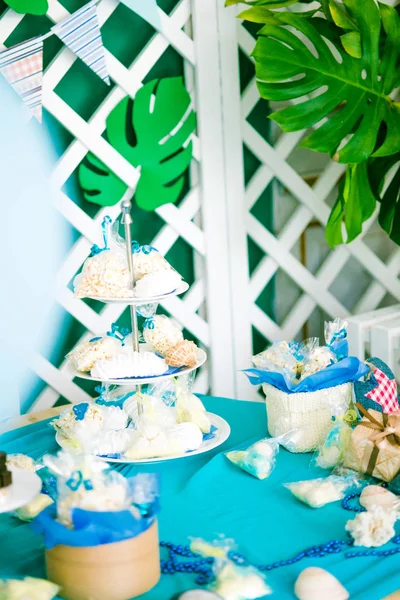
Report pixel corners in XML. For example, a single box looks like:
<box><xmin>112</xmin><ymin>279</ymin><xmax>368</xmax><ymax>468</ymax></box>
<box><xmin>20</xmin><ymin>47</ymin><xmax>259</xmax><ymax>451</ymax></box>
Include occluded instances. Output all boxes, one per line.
<box><xmin>72</xmin><ymin>403</ymin><xmax>89</xmax><ymax>421</ymax></box>
<box><xmin>289</xmin><ymin>341</ymin><xmax>304</xmax><ymax>361</ymax></box>
<box><xmin>143</xmin><ymin>317</ymin><xmax>155</xmax><ymax>330</ymax></box>
<box><xmin>101</xmin><ymin>215</ymin><xmax>112</xmax><ymax>249</ymax></box>
<box><xmin>66</xmin><ymin>471</ymin><xmax>94</xmax><ymax>492</ymax></box>
<box><xmin>132</xmin><ymin>241</ymin><xmax>158</xmax><ymax>254</ymax></box>
<box><xmin>107</xmin><ymin>323</ymin><xmax>130</xmax><ymax>345</ymax></box>
<box><xmin>95</xmin><ymin>385</ymin><xmax>106</xmax><ymax>395</ymax></box>
<box><xmin>328</xmin><ymin>328</ymin><xmax>347</xmax><ymax>361</ymax></box>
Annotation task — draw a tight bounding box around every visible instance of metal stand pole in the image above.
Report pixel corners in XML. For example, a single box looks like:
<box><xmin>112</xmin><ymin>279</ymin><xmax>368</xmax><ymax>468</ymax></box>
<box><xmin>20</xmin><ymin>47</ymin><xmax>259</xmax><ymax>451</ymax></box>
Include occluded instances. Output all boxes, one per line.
<box><xmin>121</xmin><ymin>199</ymin><xmax>143</xmax><ymax>414</ymax></box>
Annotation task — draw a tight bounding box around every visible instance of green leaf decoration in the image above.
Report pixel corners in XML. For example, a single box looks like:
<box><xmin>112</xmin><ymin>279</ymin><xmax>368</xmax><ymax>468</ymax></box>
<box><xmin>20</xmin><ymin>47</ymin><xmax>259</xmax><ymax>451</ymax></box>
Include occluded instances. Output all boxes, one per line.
<box><xmin>368</xmin><ymin>153</ymin><xmax>400</xmax><ymax>244</ymax></box>
<box><xmin>226</xmin><ymin>0</ymin><xmax>315</xmax><ymax>6</ymax></box>
<box><xmin>329</xmin><ymin>0</ymin><xmax>357</xmax><ymax>30</ymax></box>
<box><xmin>379</xmin><ymin>3</ymin><xmax>400</xmax><ymax>43</ymax></box>
<box><xmin>79</xmin><ymin>78</ymin><xmax>196</xmax><ymax>211</ymax></box>
<box><xmin>237</xmin><ymin>7</ymin><xmax>277</xmax><ymax>23</ymax></box>
<box><xmin>252</xmin><ymin>0</ymin><xmax>400</xmax><ymax>164</ymax></box>
<box><xmin>325</xmin><ymin>162</ymin><xmax>376</xmax><ymax>247</ymax></box>
<box><xmin>340</xmin><ymin>31</ymin><xmax>362</xmax><ymax>58</ymax></box>
<box><xmin>5</xmin><ymin>0</ymin><xmax>48</xmax><ymax>15</ymax></box>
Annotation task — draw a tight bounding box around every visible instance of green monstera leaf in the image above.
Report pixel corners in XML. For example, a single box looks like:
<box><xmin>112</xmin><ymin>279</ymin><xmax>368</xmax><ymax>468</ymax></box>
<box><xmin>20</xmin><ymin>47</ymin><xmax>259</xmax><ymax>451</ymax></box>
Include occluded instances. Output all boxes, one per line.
<box><xmin>251</xmin><ymin>0</ymin><xmax>400</xmax><ymax>164</ymax></box>
<box><xmin>368</xmin><ymin>153</ymin><xmax>400</xmax><ymax>246</ymax></box>
<box><xmin>79</xmin><ymin>77</ymin><xmax>196</xmax><ymax>210</ymax></box>
<box><xmin>5</xmin><ymin>0</ymin><xmax>48</xmax><ymax>15</ymax></box>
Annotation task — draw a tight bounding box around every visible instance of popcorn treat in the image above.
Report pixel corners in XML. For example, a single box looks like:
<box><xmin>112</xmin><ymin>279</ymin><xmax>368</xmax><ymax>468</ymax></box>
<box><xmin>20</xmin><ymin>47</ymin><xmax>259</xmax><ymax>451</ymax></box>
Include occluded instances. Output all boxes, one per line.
<box><xmin>52</xmin><ymin>403</ymin><xmax>105</xmax><ymax>438</ymax></box>
<box><xmin>73</xmin><ymin>250</ymin><xmax>133</xmax><ymax>299</ymax></box>
<box><xmin>214</xmin><ymin>563</ymin><xmax>271</xmax><ymax>600</ymax></box>
<box><xmin>134</xmin><ymin>269</ymin><xmax>182</xmax><ymax>298</ymax></box>
<box><xmin>15</xmin><ymin>494</ymin><xmax>54</xmax><ymax>521</ymax></box>
<box><xmin>315</xmin><ymin>419</ymin><xmax>352</xmax><ymax>469</ymax></box>
<box><xmin>44</xmin><ymin>452</ymin><xmax>129</xmax><ymax>528</ymax></box>
<box><xmin>68</xmin><ymin>336</ymin><xmax>123</xmax><ymax>373</ymax></box>
<box><xmin>346</xmin><ymin>506</ymin><xmax>397</xmax><ymax>547</ymax></box>
<box><xmin>132</xmin><ymin>244</ymin><xmax>172</xmax><ymax>280</ymax></box>
<box><xmin>91</xmin><ymin>351</ymin><xmax>168</xmax><ymax>379</ymax></box>
<box><xmin>165</xmin><ymin>340</ymin><xmax>199</xmax><ymax>368</ymax></box>
<box><xmin>285</xmin><ymin>476</ymin><xmax>354</xmax><ymax>508</ymax></box>
<box><xmin>300</xmin><ymin>346</ymin><xmax>336</xmax><ymax>380</ymax></box>
<box><xmin>253</xmin><ymin>341</ymin><xmax>299</xmax><ymax>380</ymax></box>
<box><xmin>6</xmin><ymin>453</ymin><xmax>36</xmax><ymax>472</ymax></box>
<box><xmin>143</xmin><ymin>315</ymin><xmax>183</xmax><ymax>356</ymax></box>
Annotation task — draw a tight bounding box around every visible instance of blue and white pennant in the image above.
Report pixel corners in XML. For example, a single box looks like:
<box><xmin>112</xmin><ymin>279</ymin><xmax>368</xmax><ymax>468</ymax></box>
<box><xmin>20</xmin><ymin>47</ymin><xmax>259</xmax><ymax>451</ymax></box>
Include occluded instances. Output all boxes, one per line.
<box><xmin>52</xmin><ymin>0</ymin><xmax>110</xmax><ymax>85</ymax></box>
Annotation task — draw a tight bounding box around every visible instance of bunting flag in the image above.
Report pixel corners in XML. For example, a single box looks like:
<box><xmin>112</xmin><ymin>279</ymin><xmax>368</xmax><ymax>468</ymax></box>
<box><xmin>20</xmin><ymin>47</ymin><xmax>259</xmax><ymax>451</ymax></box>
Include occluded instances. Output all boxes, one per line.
<box><xmin>52</xmin><ymin>0</ymin><xmax>110</xmax><ymax>85</ymax></box>
<box><xmin>119</xmin><ymin>0</ymin><xmax>161</xmax><ymax>30</ymax></box>
<box><xmin>0</xmin><ymin>36</ymin><xmax>44</xmax><ymax>122</ymax></box>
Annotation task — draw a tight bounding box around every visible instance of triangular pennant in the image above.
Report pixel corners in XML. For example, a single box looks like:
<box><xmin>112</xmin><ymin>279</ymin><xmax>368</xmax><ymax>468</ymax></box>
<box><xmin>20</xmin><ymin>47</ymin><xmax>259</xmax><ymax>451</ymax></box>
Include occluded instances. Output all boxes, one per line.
<box><xmin>365</xmin><ymin>367</ymin><xmax>400</xmax><ymax>414</ymax></box>
<box><xmin>119</xmin><ymin>0</ymin><xmax>161</xmax><ymax>30</ymax></box>
<box><xmin>0</xmin><ymin>36</ymin><xmax>44</xmax><ymax>122</ymax></box>
<box><xmin>52</xmin><ymin>0</ymin><xmax>110</xmax><ymax>85</ymax></box>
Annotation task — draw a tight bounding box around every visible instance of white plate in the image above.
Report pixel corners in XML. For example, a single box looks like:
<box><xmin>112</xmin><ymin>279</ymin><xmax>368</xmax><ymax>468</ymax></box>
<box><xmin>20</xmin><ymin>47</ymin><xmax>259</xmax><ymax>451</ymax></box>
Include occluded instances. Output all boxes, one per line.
<box><xmin>0</xmin><ymin>467</ymin><xmax>42</xmax><ymax>514</ymax></box>
<box><xmin>57</xmin><ymin>413</ymin><xmax>230</xmax><ymax>464</ymax></box>
<box><xmin>86</xmin><ymin>282</ymin><xmax>189</xmax><ymax>305</ymax></box>
<box><xmin>69</xmin><ymin>348</ymin><xmax>207</xmax><ymax>385</ymax></box>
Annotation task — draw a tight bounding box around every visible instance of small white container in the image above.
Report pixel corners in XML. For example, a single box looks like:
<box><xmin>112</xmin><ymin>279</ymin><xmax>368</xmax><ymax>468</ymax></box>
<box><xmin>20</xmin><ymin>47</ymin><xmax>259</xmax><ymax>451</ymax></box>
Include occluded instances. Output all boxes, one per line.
<box><xmin>263</xmin><ymin>382</ymin><xmax>353</xmax><ymax>453</ymax></box>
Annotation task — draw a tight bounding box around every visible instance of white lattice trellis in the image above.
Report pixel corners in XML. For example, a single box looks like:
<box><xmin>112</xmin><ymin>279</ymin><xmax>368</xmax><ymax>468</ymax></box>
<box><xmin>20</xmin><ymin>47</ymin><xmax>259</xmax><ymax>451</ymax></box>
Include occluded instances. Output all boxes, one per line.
<box><xmin>2</xmin><ymin>0</ymin><xmax>400</xmax><ymax>412</ymax></box>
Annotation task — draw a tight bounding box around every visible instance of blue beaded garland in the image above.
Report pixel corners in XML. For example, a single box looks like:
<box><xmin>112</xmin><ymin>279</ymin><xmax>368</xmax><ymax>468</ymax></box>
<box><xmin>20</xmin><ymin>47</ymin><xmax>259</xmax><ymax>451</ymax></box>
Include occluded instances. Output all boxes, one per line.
<box><xmin>341</xmin><ymin>491</ymin><xmax>366</xmax><ymax>513</ymax></box>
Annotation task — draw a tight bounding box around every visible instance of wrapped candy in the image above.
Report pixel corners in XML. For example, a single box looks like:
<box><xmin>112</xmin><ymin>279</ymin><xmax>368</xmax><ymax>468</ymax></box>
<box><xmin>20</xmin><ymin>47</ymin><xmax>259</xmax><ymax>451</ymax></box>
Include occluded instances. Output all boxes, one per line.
<box><xmin>253</xmin><ymin>341</ymin><xmax>299</xmax><ymax>381</ymax></box>
<box><xmin>67</xmin><ymin>324</ymin><xmax>130</xmax><ymax>373</ymax></box>
<box><xmin>143</xmin><ymin>315</ymin><xmax>183</xmax><ymax>356</ymax></box>
<box><xmin>175</xmin><ymin>374</ymin><xmax>211</xmax><ymax>434</ymax></box>
<box><xmin>325</xmin><ymin>318</ymin><xmax>348</xmax><ymax>360</ymax></box>
<box><xmin>313</xmin><ymin>414</ymin><xmax>354</xmax><ymax>470</ymax></box>
<box><xmin>225</xmin><ymin>438</ymin><xmax>278</xmax><ymax>480</ymax></box>
<box><xmin>300</xmin><ymin>346</ymin><xmax>336</xmax><ymax>380</ymax></box>
<box><xmin>134</xmin><ymin>269</ymin><xmax>183</xmax><ymax>298</ymax></box>
<box><xmin>0</xmin><ymin>577</ymin><xmax>59</xmax><ymax>600</ymax></box>
<box><xmin>43</xmin><ymin>452</ymin><xmax>130</xmax><ymax>528</ymax></box>
<box><xmin>190</xmin><ymin>537</ymin><xmax>271</xmax><ymax>600</ymax></box>
<box><xmin>284</xmin><ymin>474</ymin><xmax>359</xmax><ymax>508</ymax></box>
<box><xmin>15</xmin><ymin>494</ymin><xmax>54</xmax><ymax>522</ymax></box>
<box><xmin>125</xmin><ymin>419</ymin><xmax>203</xmax><ymax>460</ymax></box>
<box><xmin>131</xmin><ymin>241</ymin><xmax>173</xmax><ymax>280</ymax></box>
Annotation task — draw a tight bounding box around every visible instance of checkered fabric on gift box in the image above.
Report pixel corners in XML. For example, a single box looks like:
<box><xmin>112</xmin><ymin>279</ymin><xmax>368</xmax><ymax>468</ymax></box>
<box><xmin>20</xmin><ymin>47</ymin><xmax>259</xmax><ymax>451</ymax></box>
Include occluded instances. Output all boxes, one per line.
<box><xmin>354</xmin><ymin>357</ymin><xmax>400</xmax><ymax>414</ymax></box>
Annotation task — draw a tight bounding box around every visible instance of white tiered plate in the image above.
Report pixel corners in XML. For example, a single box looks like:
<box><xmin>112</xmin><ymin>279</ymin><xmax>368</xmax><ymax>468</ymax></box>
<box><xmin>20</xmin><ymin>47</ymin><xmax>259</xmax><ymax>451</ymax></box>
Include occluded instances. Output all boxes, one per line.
<box><xmin>0</xmin><ymin>467</ymin><xmax>42</xmax><ymax>514</ymax></box>
<box><xmin>69</xmin><ymin>348</ymin><xmax>207</xmax><ymax>385</ymax></box>
<box><xmin>56</xmin><ymin>413</ymin><xmax>230</xmax><ymax>464</ymax></box>
<box><xmin>86</xmin><ymin>282</ymin><xmax>189</xmax><ymax>305</ymax></box>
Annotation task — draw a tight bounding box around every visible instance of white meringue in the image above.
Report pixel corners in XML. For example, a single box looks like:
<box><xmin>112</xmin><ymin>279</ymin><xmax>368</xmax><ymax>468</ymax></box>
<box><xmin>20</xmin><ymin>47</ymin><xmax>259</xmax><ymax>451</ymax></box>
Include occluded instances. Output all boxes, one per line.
<box><xmin>345</xmin><ymin>506</ymin><xmax>397</xmax><ymax>547</ymax></box>
<box><xmin>90</xmin><ymin>429</ymin><xmax>136</xmax><ymax>456</ymax></box>
<box><xmin>101</xmin><ymin>405</ymin><xmax>129</xmax><ymax>431</ymax></box>
<box><xmin>91</xmin><ymin>351</ymin><xmax>168</xmax><ymax>379</ymax></box>
<box><xmin>68</xmin><ymin>336</ymin><xmax>122</xmax><ymax>373</ymax></box>
<box><xmin>143</xmin><ymin>315</ymin><xmax>183</xmax><ymax>356</ymax></box>
<box><xmin>125</xmin><ymin>426</ymin><xmax>174</xmax><ymax>459</ymax></box>
<box><xmin>134</xmin><ymin>269</ymin><xmax>182</xmax><ymax>298</ymax></box>
<box><xmin>168</xmin><ymin>422</ymin><xmax>203</xmax><ymax>452</ymax></box>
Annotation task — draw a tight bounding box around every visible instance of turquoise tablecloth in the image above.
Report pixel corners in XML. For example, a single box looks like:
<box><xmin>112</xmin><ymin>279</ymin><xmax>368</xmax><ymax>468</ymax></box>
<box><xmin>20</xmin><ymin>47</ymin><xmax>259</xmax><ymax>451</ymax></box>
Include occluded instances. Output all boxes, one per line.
<box><xmin>0</xmin><ymin>396</ymin><xmax>399</xmax><ymax>600</ymax></box>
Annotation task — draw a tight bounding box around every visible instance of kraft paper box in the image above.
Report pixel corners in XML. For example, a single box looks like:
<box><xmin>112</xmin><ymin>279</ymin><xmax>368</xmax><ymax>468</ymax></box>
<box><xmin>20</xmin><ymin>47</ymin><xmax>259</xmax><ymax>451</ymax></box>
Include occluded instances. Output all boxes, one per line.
<box><xmin>344</xmin><ymin>409</ymin><xmax>400</xmax><ymax>482</ymax></box>
<box><xmin>46</xmin><ymin>520</ymin><xmax>160</xmax><ymax>600</ymax></box>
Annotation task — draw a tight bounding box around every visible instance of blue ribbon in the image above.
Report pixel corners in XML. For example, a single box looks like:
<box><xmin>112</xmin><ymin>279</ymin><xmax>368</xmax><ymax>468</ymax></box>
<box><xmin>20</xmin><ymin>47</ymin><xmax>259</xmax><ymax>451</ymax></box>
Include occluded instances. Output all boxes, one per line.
<box><xmin>107</xmin><ymin>323</ymin><xmax>130</xmax><ymax>345</ymax></box>
<box><xmin>101</xmin><ymin>215</ymin><xmax>112</xmax><ymax>249</ymax></box>
<box><xmin>72</xmin><ymin>403</ymin><xmax>89</xmax><ymax>421</ymax></box>
<box><xmin>328</xmin><ymin>328</ymin><xmax>348</xmax><ymax>361</ymax></box>
<box><xmin>289</xmin><ymin>341</ymin><xmax>304</xmax><ymax>361</ymax></box>
<box><xmin>89</xmin><ymin>336</ymin><xmax>103</xmax><ymax>343</ymax></box>
<box><xmin>66</xmin><ymin>471</ymin><xmax>94</xmax><ymax>492</ymax></box>
<box><xmin>143</xmin><ymin>317</ymin><xmax>155</xmax><ymax>330</ymax></box>
<box><xmin>94</xmin><ymin>385</ymin><xmax>106</xmax><ymax>395</ymax></box>
<box><xmin>132</xmin><ymin>241</ymin><xmax>158</xmax><ymax>254</ymax></box>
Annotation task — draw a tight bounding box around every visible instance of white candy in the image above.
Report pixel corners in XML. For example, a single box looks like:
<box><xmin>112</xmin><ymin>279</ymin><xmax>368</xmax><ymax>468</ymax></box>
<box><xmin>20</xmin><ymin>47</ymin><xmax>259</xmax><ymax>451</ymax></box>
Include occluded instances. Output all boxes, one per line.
<box><xmin>101</xmin><ymin>405</ymin><xmax>129</xmax><ymax>431</ymax></box>
<box><xmin>91</xmin><ymin>351</ymin><xmax>168</xmax><ymax>379</ymax></box>
<box><xmin>345</xmin><ymin>506</ymin><xmax>397</xmax><ymax>547</ymax></box>
<box><xmin>125</xmin><ymin>426</ymin><xmax>173</xmax><ymax>459</ymax></box>
<box><xmin>134</xmin><ymin>269</ymin><xmax>182</xmax><ymax>298</ymax></box>
<box><xmin>214</xmin><ymin>563</ymin><xmax>271</xmax><ymax>600</ymax></box>
<box><xmin>176</xmin><ymin>392</ymin><xmax>211</xmax><ymax>434</ymax></box>
<box><xmin>143</xmin><ymin>315</ymin><xmax>183</xmax><ymax>356</ymax></box>
<box><xmin>286</xmin><ymin>477</ymin><xmax>348</xmax><ymax>508</ymax></box>
<box><xmin>295</xmin><ymin>567</ymin><xmax>349</xmax><ymax>600</ymax></box>
<box><xmin>68</xmin><ymin>336</ymin><xmax>122</xmax><ymax>373</ymax></box>
<box><xmin>90</xmin><ymin>429</ymin><xmax>136</xmax><ymax>456</ymax></box>
<box><xmin>74</xmin><ymin>251</ymin><xmax>133</xmax><ymax>299</ymax></box>
<box><xmin>359</xmin><ymin>485</ymin><xmax>400</xmax><ymax>513</ymax></box>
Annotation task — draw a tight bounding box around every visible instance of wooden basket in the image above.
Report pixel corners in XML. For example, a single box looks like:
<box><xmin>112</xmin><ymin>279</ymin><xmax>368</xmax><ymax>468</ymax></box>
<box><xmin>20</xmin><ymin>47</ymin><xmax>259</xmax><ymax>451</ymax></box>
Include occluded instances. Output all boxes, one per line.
<box><xmin>46</xmin><ymin>520</ymin><xmax>160</xmax><ymax>600</ymax></box>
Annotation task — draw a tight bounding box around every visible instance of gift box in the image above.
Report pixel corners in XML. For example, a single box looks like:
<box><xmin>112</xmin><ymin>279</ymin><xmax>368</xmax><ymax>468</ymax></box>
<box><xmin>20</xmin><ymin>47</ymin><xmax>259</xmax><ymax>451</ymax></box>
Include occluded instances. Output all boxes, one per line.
<box><xmin>46</xmin><ymin>519</ymin><xmax>160</xmax><ymax>600</ymax></box>
<box><xmin>263</xmin><ymin>382</ymin><xmax>353</xmax><ymax>452</ymax></box>
<box><xmin>344</xmin><ymin>404</ymin><xmax>400</xmax><ymax>482</ymax></box>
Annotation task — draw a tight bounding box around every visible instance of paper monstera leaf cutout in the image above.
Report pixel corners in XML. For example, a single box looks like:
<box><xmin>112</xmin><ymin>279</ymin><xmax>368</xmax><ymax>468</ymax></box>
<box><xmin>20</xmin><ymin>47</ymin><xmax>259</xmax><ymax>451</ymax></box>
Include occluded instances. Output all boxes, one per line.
<box><xmin>79</xmin><ymin>77</ymin><xmax>196</xmax><ymax>210</ymax></box>
<box><xmin>5</xmin><ymin>0</ymin><xmax>48</xmax><ymax>15</ymax></box>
